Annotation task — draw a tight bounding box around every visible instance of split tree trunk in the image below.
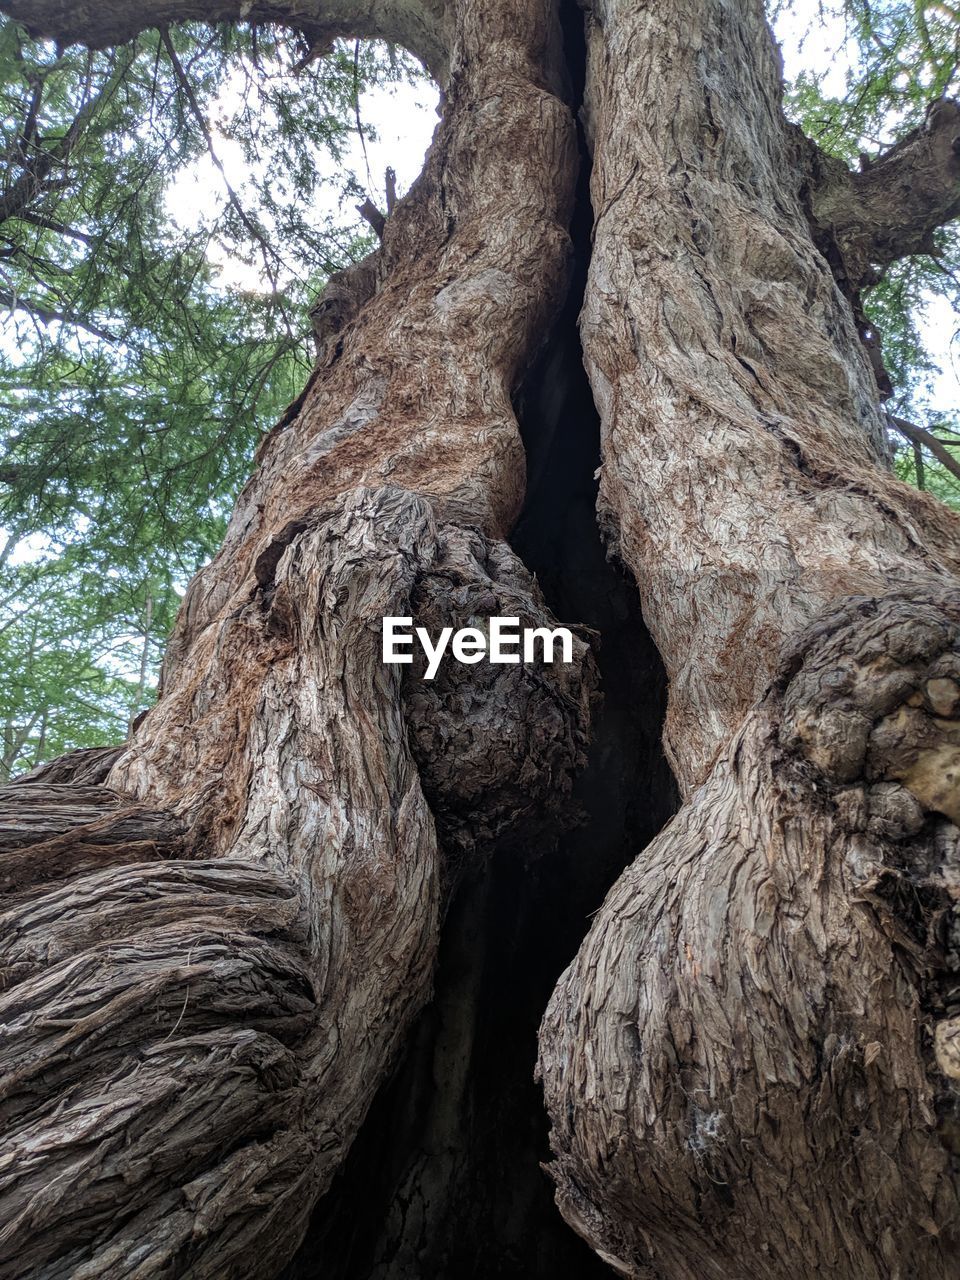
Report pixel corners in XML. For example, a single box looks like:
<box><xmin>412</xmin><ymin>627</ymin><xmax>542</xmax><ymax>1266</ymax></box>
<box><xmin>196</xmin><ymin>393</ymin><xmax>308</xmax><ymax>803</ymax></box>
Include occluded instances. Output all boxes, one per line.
<box><xmin>2</xmin><ymin>0</ymin><xmax>960</xmax><ymax>1277</ymax></box>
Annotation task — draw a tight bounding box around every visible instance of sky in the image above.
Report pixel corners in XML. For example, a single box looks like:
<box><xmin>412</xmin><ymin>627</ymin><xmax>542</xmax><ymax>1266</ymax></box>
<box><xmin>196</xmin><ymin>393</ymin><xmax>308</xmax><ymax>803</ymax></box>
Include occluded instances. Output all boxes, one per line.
<box><xmin>165</xmin><ymin>67</ymin><xmax>441</xmax><ymax>291</ymax></box>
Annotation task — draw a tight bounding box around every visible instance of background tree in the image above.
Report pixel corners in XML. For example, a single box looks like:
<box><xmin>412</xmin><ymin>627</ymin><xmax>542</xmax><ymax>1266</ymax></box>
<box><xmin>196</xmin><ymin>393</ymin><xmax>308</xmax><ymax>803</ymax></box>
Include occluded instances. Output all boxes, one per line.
<box><xmin>0</xmin><ymin>17</ymin><xmax>422</xmax><ymax>772</ymax></box>
<box><xmin>0</xmin><ymin>2</ymin><xmax>958</xmax><ymax>1280</ymax></box>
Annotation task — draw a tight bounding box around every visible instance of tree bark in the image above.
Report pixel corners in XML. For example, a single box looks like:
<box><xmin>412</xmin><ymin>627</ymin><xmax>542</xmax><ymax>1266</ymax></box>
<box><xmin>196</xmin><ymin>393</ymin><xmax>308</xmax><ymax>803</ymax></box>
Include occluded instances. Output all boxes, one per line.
<box><xmin>0</xmin><ymin>1</ymin><xmax>597</xmax><ymax>1276</ymax></box>
<box><xmin>2</xmin><ymin>0</ymin><xmax>960</xmax><ymax>1276</ymax></box>
<box><xmin>537</xmin><ymin>0</ymin><xmax>960</xmax><ymax>1275</ymax></box>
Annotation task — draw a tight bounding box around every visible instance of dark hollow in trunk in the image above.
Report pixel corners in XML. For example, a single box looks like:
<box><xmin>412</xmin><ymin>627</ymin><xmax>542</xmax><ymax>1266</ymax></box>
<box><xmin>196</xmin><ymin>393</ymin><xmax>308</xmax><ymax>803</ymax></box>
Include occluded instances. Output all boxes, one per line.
<box><xmin>281</xmin><ymin>30</ymin><xmax>678</xmax><ymax>1268</ymax></box>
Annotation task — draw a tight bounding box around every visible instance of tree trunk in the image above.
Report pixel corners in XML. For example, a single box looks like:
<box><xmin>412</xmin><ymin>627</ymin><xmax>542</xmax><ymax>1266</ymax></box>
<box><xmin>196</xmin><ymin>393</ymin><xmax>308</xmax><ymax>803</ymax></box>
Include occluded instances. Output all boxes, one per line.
<box><xmin>1</xmin><ymin>0</ymin><xmax>959</xmax><ymax>1278</ymax></box>
<box><xmin>536</xmin><ymin>0</ymin><xmax>960</xmax><ymax>1276</ymax></box>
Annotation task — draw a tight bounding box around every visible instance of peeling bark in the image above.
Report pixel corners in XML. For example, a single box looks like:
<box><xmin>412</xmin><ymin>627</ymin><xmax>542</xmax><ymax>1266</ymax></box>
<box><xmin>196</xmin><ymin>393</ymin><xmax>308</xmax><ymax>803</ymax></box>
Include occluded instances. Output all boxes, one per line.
<box><xmin>538</xmin><ymin>0</ymin><xmax>960</xmax><ymax>1274</ymax></box>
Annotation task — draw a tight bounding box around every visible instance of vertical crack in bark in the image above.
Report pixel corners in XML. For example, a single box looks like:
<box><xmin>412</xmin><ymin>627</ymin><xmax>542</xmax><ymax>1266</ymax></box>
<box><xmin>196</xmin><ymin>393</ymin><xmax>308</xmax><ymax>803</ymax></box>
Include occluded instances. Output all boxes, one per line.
<box><xmin>277</xmin><ymin>6</ymin><xmax>678</xmax><ymax>1275</ymax></box>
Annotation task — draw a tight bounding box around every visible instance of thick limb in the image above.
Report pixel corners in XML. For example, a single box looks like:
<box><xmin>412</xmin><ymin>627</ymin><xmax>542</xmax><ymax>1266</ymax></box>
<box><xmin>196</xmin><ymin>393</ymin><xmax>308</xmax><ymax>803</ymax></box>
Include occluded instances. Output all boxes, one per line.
<box><xmin>0</xmin><ymin>0</ymin><xmax>590</xmax><ymax>1272</ymax></box>
<box><xmin>538</xmin><ymin>0</ymin><xmax>960</xmax><ymax>1272</ymax></box>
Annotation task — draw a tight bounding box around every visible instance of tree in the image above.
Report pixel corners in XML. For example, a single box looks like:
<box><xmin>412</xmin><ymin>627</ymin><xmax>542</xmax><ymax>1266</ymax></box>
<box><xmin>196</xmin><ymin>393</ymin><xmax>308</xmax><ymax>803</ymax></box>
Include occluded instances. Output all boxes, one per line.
<box><xmin>0</xmin><ymin>0</ymin><xmax>958</xmax><ymax>1278</ymax></box>
<box><xmin>0</xmin><ymin>18</ymin><xmax>419</xmax><ymax>768</ymax></box>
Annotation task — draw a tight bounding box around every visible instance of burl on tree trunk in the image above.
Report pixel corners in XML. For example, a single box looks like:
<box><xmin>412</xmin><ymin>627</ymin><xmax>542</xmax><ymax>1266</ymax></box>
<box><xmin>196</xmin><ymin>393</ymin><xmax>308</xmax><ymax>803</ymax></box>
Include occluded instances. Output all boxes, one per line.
<box><xmin>1</xmin><ymin>0</ymin><xmax>959</xmax><ymax>1278</ymax></box>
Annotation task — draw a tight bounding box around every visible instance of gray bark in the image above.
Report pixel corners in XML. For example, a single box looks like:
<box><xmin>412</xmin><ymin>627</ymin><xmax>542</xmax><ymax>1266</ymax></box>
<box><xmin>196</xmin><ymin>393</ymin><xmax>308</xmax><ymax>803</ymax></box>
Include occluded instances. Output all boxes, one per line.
<box><xmin>537</xmin><ymin>0</ymin><xmax>960</xmax><ymax>1275</ymax></box>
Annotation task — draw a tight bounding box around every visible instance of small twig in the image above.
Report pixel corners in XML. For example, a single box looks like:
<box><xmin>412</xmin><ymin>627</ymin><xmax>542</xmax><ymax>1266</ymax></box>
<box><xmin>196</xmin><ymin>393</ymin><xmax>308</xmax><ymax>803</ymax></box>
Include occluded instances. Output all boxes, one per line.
<box><xmin>353</xmin><ymin>39</ymin><xmax>373</xmax><ymax>192</ymax></box>
<box><xmin>385</xmin><ymin>166</ymin><xmax>397</xmax><ymax>214</ymax></box>
<box><xmin>913</xmin><ymin>440</ymin><xmax>926</xmax><ymax>490</ymax></box>
<box><xmin>293</xmin><ymin>35</ymin><xmax>333</xmax><ymax>74</ymax></box>
<box><xmin>161</xmin><ymin>26</ymin><xmax>282</xmax><ymax>293</ymax></box>
<box><xmin>0</xmin><ymin>288</ymin><xmax>115</xmax><ymax>341</ymax></box>
<box><xmin>357</xmin><ymin>198</ymin><xmax>385</xmax><ymax>239</ymax></box>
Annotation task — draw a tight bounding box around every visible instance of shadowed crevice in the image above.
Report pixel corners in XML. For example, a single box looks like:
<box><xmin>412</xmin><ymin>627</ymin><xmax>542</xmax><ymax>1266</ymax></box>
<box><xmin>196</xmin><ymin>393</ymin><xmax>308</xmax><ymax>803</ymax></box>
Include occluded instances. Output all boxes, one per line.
<box><xmin>279</xmin><ymin>2</ymin><xmax>677</xmax><ymax>1274</ymax></box>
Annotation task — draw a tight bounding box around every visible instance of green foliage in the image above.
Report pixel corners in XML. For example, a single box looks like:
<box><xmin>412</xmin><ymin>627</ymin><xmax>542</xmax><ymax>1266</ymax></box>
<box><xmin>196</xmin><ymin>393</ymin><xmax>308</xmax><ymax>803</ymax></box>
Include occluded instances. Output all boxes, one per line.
<box><xmin>0</xmin><ymin>15</ymin><xmax>426</xmax><ymax>772</ymax></box>
<box><xmin>774</xmin><ymin>0</ymin><xmax>960</xmax><ymax>498</ymax></box>
<box><xmin>0</xmin><ymin>543</ymin><xmax>167</xmax><ymax>778</ymax></box>
<box><xmin>892</xmin><ymin>419</ymin><xmax>960</xmax><ymax>502</ymax></box>
<box><xmin>780</xmin><ymin>0</ymin><xmax>959</xmax><ymax>154</ymax></box>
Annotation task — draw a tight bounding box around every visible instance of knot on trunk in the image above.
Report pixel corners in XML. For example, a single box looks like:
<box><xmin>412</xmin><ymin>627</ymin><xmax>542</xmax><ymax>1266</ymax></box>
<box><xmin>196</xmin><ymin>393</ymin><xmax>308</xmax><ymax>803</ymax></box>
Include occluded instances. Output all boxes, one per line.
<box><xmin>403</xmin><ymin>525</ymin><xmax>598</xmax><ymax>869</ymax></box>
<box><xmin>778</xmin><ymin>593</ymin><xmax>957</xmax><ymax>1085</ymax></box>
<box><xmin>779</xmin><ymin>588</ymin><xmax>960</xmax><ymax>826</ymax></box>
<box><xmin>246</xmin><ymin>486</ymin><xmax>597</xmax><ymax>875</ymax></box>
<box><xmin>308</xmin><ymin>252</ymin><xmax>380</xmax><ymax>366</ymax></box>
<box><xmin>776</xmin><ymin>589</ymin><xmax>960</xmax><ymax>1100</ymax></box>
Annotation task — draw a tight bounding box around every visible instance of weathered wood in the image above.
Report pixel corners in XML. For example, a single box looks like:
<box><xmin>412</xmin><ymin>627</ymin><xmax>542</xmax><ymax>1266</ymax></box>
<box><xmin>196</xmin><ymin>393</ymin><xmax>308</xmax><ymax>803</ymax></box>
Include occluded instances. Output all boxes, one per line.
<box><xmin>576</xmin><ymin>0</ymin><xmax>960</xmax><ymax>795</ymax></box>
<box><xmin>11</xmin><ymin>745</ymin><xmax>123</xmax><ymax>787</ymax></box>
<box><xmin>538</xmin><ymin>0</ymin><xmax>960</xmax><ymax>1273</ymax></box>
<box><xmin>0</xmin><ymin>783</ymin><xmax>184</xmax><ymax>897</ymax></box>
<box><xmin>2</xmin><ymin>0</ymin><xmax>960</xmax><ymax>1274</ymax></box>
<box><xmin>540</xmin><ymin>590</ymin><xmax>960</xmax><ymax>1277</ymax></box>
<box><xmin>0</xmin><ymin>0</ymin><xmax>593</xmax><ymax>1274</ymax></box>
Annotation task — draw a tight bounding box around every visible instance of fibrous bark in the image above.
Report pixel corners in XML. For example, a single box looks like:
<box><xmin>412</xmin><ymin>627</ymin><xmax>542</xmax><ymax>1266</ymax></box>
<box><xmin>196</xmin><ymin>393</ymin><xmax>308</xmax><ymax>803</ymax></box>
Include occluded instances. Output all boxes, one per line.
<box><xmin>280</xmin><ymin>133</ymin><xmax>678</xmax><ymax>1275</ymax></box>
<box><xmin>3</xmin><ymin>0</ymin><xmax>960</xmax><ymax>1275</ymax></box>
<box><xmin>537</xmin><ymin>0</ymin><xmax>960</xmax><ymax>1275</ymax></box>
<box><xmin>0</xmin><ymin>0</ymin><xmax>596</xmax><ymax>1274</ymax></box>
<box><xmin>540</xmin><ymin>589</ymin><xmax>960</xmax><ymax>1277</ymax></box>
<box><xmin>573</xmin><ymin>0</ymin><xmax>960</xmax><ymax>794</ymax></box>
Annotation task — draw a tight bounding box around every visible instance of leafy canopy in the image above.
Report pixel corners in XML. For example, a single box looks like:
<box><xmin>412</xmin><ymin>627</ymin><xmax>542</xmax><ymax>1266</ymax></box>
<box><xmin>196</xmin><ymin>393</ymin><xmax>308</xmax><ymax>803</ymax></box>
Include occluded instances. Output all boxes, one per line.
<box><xmin>0</xmin><ymin>15</ymin><xmax>427</xmax><ymax>777</ymax></box>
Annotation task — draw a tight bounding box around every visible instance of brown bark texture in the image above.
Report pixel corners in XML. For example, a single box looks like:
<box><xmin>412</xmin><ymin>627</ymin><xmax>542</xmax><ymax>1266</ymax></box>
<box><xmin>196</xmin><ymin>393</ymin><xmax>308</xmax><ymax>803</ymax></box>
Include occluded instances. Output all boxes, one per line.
<box><xmin>0</xmin><ymin>1</ymin><xmax>595</xmax><ymax>1275</ymax></box>
<box><xmin>537</xmin><ymin>0</ymin><xmax>960</xmax><ymax>1277</ymax></box>
<box><xmin>2</xmin><ymin>0</ymin><xmax>960</xmax><ymax>1276</ymax></box>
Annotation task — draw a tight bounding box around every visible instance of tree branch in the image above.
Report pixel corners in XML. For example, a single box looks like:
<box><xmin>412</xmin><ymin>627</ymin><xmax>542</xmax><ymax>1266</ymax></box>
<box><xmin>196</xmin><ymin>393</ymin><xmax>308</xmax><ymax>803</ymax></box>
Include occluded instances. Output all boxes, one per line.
<box><xmin>16</xmin><ymin>210</ymin><xmax>100</xmax><ymax>246</ymax></box>
<box><xmin>0</xmin><ymin>49</ymin><xmax>134</xmax><ymax>227</ymax></box>
<box><xmin>888</xmin><ymin>411</ymin><xmax>960</xmax><ymax>485</ymax></box>
<box><xmin>0</xmin><ymin>0</ymin><xmax>450</xmax><ymax>84</ymax></box>
<box><xmin>0</xmin><ymin>288</ymin><xmax>116</xmax><ymax>341</ymax></box>
<box><xmin>357</xmin><ymin>197</ymin><xmax>386</xmax><ymax>238</ymax></box>
<box><xmin>798</xmin><ymin>97</ymin><xmax>960</xmax><ymax>297</ymax></box>
<box><xmin>160</xmin><ymin>26</ymin><xmax>284</xmax><ymax>293</ymax></box>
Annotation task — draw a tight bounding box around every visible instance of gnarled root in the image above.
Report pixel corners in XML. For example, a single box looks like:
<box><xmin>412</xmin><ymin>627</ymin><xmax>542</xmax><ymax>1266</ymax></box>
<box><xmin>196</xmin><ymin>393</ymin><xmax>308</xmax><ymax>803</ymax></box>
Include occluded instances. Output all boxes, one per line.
<box><xmin>0</xmin><ymin>487</ymin><xmax>595</xmax><ymax>1279</ymax></box>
